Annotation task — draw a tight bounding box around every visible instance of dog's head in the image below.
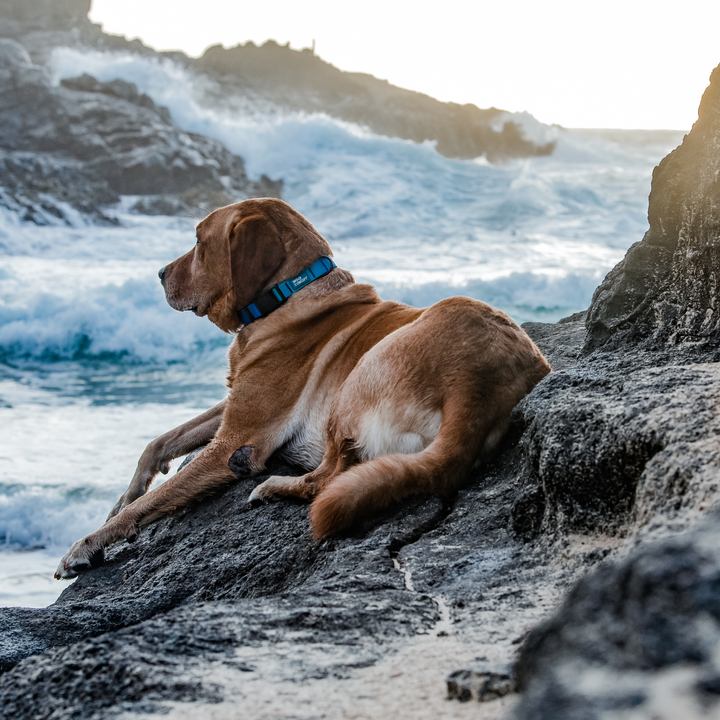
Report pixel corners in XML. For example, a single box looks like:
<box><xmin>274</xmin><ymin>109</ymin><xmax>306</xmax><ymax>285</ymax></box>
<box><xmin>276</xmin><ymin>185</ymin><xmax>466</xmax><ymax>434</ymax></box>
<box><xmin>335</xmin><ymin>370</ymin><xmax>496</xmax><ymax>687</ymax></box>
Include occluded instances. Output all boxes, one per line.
<box><xmin>159</xmin><ymin>199</ymin><xmax>333</xmax><ymax>332</ymax></box>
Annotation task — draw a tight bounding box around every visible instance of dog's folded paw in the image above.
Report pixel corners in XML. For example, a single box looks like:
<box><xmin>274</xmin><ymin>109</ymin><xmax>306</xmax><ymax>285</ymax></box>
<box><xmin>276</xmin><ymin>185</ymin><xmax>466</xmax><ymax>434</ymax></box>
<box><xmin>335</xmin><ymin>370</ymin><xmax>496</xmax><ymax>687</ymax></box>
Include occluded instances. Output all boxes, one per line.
<box><xmin>246</xmin><ymin>493</ymin><xmax>278</xmax><ymax>509</ymax></box>
<box><xmin>246</xmin><ymin>496</ymin><xmax>269</xmax><ymax>509</ymax></box>
<box><xmin>246</xmin><ymin>478</ymin><xmax>283</xmax><ymax>508</ymax></box>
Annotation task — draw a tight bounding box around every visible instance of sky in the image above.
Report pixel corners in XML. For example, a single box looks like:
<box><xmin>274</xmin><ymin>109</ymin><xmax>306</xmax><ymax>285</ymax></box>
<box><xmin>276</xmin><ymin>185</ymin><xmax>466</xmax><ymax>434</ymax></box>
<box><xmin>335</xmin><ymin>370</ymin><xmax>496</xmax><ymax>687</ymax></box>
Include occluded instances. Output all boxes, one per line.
<box><xmin>89</xmin><ymin>0</ymin><xmax>720</xmax><ymax>130</ymax></box>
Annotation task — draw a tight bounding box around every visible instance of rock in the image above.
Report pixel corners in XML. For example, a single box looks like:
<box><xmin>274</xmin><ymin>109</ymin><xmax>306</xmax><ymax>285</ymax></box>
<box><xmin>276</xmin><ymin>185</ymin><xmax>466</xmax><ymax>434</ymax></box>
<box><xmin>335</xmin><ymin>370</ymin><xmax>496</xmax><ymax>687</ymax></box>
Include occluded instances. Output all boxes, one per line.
<box><xmin>0</xmin><ymin>38</ymin><xmax>282</xmax><ymax>224</ymax></box>
<box><xmin>512</xmin><ymin>356</ymin><xmax>720</xmax><ymax>540</ymax></box>
<box><xmin>197</xmin><ymin>41</ymin><xmax>555</xmax><ymax>162</ymax></box>
<box><xmin>513</xmin><ymin>516</ymin><xmax>720</xmax><ymax>720</ymax></box>
<box><xmin>1</xmin><ymin>593</ymin><xmax>436</xmax><ymax>719</ymax></box>
<box><xmin>60</xmin><ymin>73</ymin><xmax>173</xmax><ymax>123</ymax></box>
<box><xmin>509</xmin><ymin>60</ymin><xmax>720</xmax><ymax>720</ymax></box>
<box><xmin>1</xmin><ymin>0</ymin><xmax>555</xmax><ymax>164</ymax></box>
<box><xmin>0</xmin><ymin>149</ymin><xmax>118</xmax><ymax>226</ymax></box>
<box><xmin>446</xmin><ymin>661</ymin><xmax>515</xmax><ymax>702</ymax></box>
<box><xmin>521</xmin><ymin>310</ymin><xmax>587</xmax><ymax>372</ymax></box>
<box><xmin>585</xmin><ymin>63</ymin><xmax>720</xmax><ymax>361</ymax></box>
<box><xmin>509</xmin><ymin>65</ymin><xmax>720</xmax><ymax>546</ymax></box>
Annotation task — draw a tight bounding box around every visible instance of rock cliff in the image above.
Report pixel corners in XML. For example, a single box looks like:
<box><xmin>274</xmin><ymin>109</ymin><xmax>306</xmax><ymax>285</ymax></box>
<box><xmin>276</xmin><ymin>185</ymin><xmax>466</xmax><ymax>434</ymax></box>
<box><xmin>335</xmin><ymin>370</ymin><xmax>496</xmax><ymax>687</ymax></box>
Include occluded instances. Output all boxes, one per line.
<box><xmin>584</xmin><ymin>64</ymin><xmax>720</xmax><ymax>361</ymax></box>
<box><xmin>0</xmin><ymin>0</ymin><xmax>554</xmax><ymax>171</ymax></box>
<box><xmin>508</xmin><ymin>59</ymin><xmax>720</xmax><ymax>720</ymax></box>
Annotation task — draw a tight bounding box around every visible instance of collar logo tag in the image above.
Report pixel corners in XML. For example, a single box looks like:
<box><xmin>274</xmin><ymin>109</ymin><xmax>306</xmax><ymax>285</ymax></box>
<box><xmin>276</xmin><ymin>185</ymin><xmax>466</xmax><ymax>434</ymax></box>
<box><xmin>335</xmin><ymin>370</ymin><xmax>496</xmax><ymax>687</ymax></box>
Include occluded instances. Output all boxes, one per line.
<box><xmin>292</xmin><ymin>274</ymin><xmax>308</xmax><ymax>287</ymax></box>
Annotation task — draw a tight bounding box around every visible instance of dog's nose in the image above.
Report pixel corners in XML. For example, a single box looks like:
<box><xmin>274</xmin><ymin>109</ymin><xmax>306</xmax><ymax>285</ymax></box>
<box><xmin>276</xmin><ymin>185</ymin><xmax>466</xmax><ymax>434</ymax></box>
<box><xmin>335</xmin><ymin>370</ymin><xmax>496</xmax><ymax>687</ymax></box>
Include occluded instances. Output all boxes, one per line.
<box><xmin>158</xmin><ymin>266</ymin><xmax>166</xmax><ymax>284</ymax></box>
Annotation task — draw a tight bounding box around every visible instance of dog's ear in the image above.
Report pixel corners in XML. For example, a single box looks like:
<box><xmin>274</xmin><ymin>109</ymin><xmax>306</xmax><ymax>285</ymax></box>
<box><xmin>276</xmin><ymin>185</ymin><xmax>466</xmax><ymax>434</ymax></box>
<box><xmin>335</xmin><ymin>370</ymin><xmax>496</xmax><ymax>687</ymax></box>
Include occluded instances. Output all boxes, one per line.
<box><xmin>229</xmin><ymin>213</ymin><xmax>286</xmax><ymax>308</ymax></box>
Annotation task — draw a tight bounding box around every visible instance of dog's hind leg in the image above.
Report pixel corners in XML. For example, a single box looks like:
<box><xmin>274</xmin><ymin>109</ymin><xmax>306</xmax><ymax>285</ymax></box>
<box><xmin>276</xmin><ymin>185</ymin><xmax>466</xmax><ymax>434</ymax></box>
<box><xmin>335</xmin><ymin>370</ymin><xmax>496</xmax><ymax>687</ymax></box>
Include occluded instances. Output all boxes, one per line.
<box><xmin>108</xmin><ymin>399</ymin><xmax>227</xmax><ymax>519</ymax></box>
<box><xmin>247</xmin><ymin>437</ymin><xmax>359</xmax><ymax>505</ymax></box>
<box><xmin>309</xmin><ymin>397</ymin><xmax>510</xmax><ymax>539</ymax></box>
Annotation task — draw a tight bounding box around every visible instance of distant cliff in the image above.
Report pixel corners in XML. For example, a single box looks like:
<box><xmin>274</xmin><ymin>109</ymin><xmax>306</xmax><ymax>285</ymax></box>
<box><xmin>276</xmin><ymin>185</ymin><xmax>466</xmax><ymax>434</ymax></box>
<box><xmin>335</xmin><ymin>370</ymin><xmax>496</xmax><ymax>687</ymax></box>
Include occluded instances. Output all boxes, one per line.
<box><xmin>196</xmin><ymin>41</ymin><xmax>554</xmax><ymax>161</ymax></box>
<box><xmin>0</xmin><ymin>0</ymin><xmax>555</xmax><ymax>165</ymax></box>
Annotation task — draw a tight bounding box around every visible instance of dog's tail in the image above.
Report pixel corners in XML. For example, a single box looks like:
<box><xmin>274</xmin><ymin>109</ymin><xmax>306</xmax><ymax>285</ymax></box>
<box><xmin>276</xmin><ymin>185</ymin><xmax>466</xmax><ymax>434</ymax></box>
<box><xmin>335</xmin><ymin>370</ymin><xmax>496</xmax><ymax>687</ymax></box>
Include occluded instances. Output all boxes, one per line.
<box><xmin>309</xmin><ymin>408</ymin><xmax>502</xmax><ymax>539</ymax></box>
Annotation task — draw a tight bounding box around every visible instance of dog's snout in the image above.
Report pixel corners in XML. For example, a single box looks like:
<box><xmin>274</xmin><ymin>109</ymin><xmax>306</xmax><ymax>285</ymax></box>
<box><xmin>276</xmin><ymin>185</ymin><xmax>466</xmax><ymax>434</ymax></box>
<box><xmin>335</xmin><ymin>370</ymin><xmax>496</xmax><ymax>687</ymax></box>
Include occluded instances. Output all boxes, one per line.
<box><xmin>158</xmin><ymin>266</ymin><xmax>166</xmax><ymax>284</ymax></box>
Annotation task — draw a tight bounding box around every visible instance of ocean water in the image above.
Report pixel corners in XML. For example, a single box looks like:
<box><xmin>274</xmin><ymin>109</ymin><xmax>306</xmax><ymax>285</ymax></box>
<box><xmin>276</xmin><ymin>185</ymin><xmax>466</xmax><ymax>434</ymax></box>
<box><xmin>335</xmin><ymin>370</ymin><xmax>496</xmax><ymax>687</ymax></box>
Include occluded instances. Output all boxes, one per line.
<box><xmin>0</xmin><ymin>48</ymin><xmax>686</xmax><ymax>607</ymax></box>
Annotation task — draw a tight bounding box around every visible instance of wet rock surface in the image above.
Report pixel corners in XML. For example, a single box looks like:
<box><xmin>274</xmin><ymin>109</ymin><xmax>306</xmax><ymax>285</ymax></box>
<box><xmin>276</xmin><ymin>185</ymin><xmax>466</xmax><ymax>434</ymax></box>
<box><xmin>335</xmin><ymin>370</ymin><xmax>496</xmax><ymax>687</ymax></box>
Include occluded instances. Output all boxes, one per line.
<box><xmin>0</xmin><ymin>32</ymin><xmax>281</xmax><ymax>225</ymax></box>
<box><xmin>0</xmin><ymin>444</ymin><xmax>567</xmax><ymax>717</ymax></box>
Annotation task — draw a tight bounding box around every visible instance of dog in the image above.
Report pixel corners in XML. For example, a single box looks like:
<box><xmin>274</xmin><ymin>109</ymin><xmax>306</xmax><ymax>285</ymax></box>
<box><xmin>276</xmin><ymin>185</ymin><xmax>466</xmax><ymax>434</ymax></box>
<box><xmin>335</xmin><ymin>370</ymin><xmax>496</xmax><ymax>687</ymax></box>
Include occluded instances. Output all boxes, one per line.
<box><xmin>55</xmin><ymin>198</ymin><xmax>550</xmax><ymax>579</ymax></box>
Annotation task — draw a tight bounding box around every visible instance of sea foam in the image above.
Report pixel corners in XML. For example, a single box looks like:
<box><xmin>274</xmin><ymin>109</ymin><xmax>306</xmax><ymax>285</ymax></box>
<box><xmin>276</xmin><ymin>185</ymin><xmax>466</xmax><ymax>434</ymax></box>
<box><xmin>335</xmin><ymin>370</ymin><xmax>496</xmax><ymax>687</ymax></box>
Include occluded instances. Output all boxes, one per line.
<box><xmin>0</xmin><ymin>47</ymin><xmax>681</xmax><ymax>366</ymax></box>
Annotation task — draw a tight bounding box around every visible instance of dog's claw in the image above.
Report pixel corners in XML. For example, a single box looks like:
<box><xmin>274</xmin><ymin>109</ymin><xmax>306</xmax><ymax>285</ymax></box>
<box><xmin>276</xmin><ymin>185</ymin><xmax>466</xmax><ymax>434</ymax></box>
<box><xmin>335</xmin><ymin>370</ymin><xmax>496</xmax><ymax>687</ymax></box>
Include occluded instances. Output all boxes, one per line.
<box><xmin>246</xmin><ymin>496</ymin><xmax>268</xmax><ymax>509</ymax></box>
<box><xmin>55</xmin><ymin>544</ymin><xmax>105</xmax><ymax>580</ymax></box>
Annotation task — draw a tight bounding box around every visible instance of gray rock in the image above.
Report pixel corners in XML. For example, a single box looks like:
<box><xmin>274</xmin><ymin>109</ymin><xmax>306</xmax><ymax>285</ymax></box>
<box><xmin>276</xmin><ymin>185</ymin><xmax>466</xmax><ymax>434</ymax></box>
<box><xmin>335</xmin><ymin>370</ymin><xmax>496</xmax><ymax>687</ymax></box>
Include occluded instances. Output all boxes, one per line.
<box><xmin>509</xmin><ymin>60</ymin><xmax>720</xmax><ymax>720</ymax></box>
<box><xmin>585</xmin><ymin>63</ymin><xmax>720</xmax><ymax>361</ymax></box>
<box><xmin>446</xmin><ymin>661</ymin><xmax>515</xmax><ymax>702</ymax></box>
<box><xmin>1</xmin><ymin>0</ymin><xmax>555</xmax><ymax>164</ymax></box>
<box><xmin>513</xmin><ymin>516</ymin><xmax>720</xmax><ymax>720</ymax></box>
<box><xmin>0</xmin><ymin>37</ymin><xmax>282</xmax><ymax>224</ymax></box>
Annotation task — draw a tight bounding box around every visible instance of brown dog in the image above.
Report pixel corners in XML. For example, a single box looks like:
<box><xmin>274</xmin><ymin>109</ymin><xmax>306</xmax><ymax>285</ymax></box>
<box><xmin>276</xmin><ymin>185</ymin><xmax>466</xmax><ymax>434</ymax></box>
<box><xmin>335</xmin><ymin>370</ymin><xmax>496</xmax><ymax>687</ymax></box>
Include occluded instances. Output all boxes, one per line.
<box><xmin>56</xmin><ymin>198</ymin><xmax>550</xmax><ymax>579</ymax></box>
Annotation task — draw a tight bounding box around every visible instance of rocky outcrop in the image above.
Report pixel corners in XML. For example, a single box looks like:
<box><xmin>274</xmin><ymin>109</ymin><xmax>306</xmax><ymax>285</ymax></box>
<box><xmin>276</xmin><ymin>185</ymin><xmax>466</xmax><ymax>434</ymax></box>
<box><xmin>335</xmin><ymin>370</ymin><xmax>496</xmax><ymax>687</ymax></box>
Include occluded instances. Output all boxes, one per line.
<box><xmin>509</xmin><ymin>62</ymin><xmax>720</xmax><ymax>719</ymax></box>
<box><xmin>197</xmin><ymin>41</ymin><xmax>554</xmax><ymax>162</ymax></box>
<box><xmin>585</xmin><ymin>65</ymin><xmax>720</xmax><ymax>361</ymax></box>
<box><xmin>0</xmin><ymin>421</ymin><xmax>571</xmax><ymax>716</ymax></box>
<box><xmin>0</xmin><ymin>36</ymin><xmax>280</xmax><ymax>224</ymax></box>
<box><xmin>0</xmin><ymin>0</ymin><xmax>555</xmax><ymax>165</ymax></box>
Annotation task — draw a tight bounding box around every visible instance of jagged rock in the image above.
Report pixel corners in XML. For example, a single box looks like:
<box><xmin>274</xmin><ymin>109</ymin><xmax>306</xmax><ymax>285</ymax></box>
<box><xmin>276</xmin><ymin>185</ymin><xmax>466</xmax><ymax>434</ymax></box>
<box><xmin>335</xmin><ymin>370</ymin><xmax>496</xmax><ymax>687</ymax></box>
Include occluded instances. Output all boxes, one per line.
<box><xmin>0</xmin><ymin>0</ymin><xmax>554</xmax><ymax>163</ymax></box>
<box><xmin>585</xmin><ymin>63</ymin><xmax>720</xmax><ymax>361</ymax></box>
<box><xmin>59</xmin><ymin>73</ymin><xmax>173</xmax><ymax>123</ymax></box>
<box><xmin>0</xmin><ymin>439</ymin><xmax>574</xmax><ymax>718</ymax></box>
<box><xmin>512</xmin><ymin>355</ymin><xmax>720</xmax><ymax>539</ymax></box>
<box><xmin>0</xmin><ymin>37</ymin><xmax>281</xmax><ymax>224</ymax></box>
<box><xmin>1</xmin><ymin>593</ymin><xmax>436</xmax><ymax>719</ymax></box>
<box><xmin>509</xmin><ymin>60</ymin><xmax>720</xmax><ymax>720</ymax></box>
<box><xmin>513</xmin><ymin>515</ymin><xmax>720</xmax><ymax>720</ymax></box>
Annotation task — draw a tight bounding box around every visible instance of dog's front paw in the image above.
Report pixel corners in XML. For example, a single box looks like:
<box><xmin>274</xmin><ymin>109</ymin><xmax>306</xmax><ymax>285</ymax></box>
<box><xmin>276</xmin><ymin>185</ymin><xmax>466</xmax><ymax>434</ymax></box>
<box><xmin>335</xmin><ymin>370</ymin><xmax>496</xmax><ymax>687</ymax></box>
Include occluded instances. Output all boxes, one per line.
<box><xmin>54</xmin><ymin>538</ymin><xmax>105</xmax><ymax>579</ymax></box>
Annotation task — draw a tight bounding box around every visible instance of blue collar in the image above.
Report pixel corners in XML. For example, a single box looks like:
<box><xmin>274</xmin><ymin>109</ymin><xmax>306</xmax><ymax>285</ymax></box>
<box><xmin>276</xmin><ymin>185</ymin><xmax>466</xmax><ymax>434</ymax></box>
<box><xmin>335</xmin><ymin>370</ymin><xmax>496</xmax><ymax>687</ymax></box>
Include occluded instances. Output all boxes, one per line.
<box><xmin>238</xmin><ymin>256</ymin><xmax>337</xmax><ymax>325</ymax></box>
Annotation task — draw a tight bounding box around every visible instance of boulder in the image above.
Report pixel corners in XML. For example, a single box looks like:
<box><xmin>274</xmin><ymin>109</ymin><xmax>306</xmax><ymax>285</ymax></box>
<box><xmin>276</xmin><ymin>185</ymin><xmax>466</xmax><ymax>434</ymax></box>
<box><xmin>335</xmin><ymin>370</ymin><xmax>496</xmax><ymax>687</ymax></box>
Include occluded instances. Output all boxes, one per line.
<box><xmin>585</xmin><ymin>65</ymin><xmax>720</xmax><ymax>361</ymax></box>
<box><xmin>513</xmin><ymin>516</ymin><xmax>720</xmax><ymax>720</ymax></box>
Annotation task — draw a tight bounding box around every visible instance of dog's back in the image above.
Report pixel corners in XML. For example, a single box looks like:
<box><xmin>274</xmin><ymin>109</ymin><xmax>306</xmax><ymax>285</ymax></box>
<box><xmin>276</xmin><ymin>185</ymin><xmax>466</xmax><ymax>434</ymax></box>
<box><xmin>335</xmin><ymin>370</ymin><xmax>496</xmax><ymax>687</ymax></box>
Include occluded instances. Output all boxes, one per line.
<box><xmin>307</xmin><ymin>295</ymin><xmax>550</xmax><ymax>536</ymax></box>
